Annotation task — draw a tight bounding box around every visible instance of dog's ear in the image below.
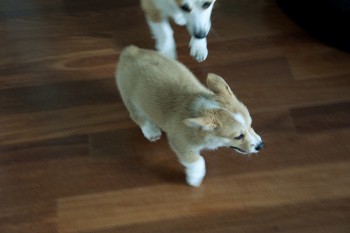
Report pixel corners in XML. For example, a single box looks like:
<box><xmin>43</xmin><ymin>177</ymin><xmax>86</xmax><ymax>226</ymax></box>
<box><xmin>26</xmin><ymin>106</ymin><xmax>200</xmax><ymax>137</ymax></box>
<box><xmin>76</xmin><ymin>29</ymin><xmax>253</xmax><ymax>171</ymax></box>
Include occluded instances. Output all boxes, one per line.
<box><xmin>184</xmin><ymin>117</ymin><xmax>217</xmax><ymax>131</ymax></box>
<box><xmin>206</xmin><ymin>73</ymin><xmax>235</xmax><ymax>98</ymax></box>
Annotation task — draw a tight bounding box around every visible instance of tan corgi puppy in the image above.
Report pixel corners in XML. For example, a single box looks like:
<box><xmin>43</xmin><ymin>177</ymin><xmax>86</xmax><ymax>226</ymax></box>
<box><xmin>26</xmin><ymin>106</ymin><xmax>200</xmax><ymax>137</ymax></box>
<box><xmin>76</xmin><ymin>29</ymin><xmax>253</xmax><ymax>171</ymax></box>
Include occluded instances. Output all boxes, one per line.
<box><xmin>140</xmin><ymin>0</ymin><xmax>217</xmax><ymax>62</ymax></box>
<box><xmin>116</xmin><ymin>46</ymin><xmax>263</xmax><ymax>187</ymax></box>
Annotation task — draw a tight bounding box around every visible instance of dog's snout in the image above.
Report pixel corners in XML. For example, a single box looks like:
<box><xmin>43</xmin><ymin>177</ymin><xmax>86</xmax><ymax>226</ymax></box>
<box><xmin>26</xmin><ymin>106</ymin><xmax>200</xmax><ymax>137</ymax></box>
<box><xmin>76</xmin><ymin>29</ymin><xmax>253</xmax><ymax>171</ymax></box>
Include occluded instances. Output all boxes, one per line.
<box><xmin>194</xmin><ymin>30</ymin><xmax>207</xmax><ymax>39</ymax></box>
<box><xmin>255</xmin><ymin>141</ymin><xmax>264</xmax><ymax>151</ymax></box>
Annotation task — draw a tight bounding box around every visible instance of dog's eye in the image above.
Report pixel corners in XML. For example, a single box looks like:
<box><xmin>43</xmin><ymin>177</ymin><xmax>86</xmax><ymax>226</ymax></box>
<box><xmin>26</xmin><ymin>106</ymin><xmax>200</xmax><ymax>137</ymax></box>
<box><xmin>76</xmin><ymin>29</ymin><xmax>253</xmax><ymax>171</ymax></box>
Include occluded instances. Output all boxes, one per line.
<box><xmin>202</xmin><ymin>2</ymin><xmax>212</xmax><ymax>9</ymax></box>
<box><xmin>180</xmin><ymin>4</ymin><xmax>192</xmax><ymax>13</ymax></box>
<box><xmin>234</xmin><ymin>134</ymin><xmax>245</xmax><ymax>140</ymax></box>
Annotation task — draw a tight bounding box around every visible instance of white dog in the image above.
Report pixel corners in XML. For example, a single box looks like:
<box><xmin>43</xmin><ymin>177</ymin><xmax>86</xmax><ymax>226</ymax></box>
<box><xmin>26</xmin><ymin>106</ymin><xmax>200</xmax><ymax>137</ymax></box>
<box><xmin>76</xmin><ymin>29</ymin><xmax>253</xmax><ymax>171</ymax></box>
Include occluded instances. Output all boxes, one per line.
<box><xmin>140</xmin><ymin>0</ymin><xmax>216</xmax><ymax>62</ymax></box>
<box><xmin>116</xmin><ymin>46</ymin><xmax>264</xmax><ymax>187</ymax></box>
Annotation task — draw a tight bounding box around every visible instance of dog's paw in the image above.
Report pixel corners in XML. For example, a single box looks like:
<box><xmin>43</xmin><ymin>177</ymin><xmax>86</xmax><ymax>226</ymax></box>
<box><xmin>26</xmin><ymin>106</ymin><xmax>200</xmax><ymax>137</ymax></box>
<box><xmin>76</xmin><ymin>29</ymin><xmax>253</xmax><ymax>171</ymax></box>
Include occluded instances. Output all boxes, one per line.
<box><xmin>181</xmin><ymin>156</ymin><xmax>206</xmax><ymax>187</ymax></box>
<box><xmin>141</xmin><ymin>122</ymin><xmax>162</xmax><ymax>142</ymax></box>
<box><xmin>186</xmin><ymin>173</ymin><xmax>205</xmax><ymax>187</ymax></box>
<box><xmin>172</xmin><ymin>13</ymin><xmax>187</xmax><ymax>26</ymax></box>
<box><xmin>190</xmin><ymin>38</ymin><xmax>208</xmax><ymax>62</ymax></box>
<box><xmin>191</xmin><ymin>48</ymin><xmax>208</xmax><ymax>62</ymax></box>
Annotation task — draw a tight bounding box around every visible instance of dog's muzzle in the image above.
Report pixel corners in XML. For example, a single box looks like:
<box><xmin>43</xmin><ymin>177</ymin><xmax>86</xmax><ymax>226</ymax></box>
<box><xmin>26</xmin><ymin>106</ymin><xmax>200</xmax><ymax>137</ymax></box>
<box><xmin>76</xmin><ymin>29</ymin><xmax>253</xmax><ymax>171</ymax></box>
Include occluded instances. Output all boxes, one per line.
<box><xmin>229</xmin><ymin>146</ymin><xmax>247</xmax><ymax>154</ymax></box>
<box><xmin>230</xmin><ymin>141</ymin><xmax>264</xmax><ymax>154</ymax></box>
<box><xmin>255</xmin><ymin>141</ymin><xmax>264</xmax><ymax>151</ymax></box>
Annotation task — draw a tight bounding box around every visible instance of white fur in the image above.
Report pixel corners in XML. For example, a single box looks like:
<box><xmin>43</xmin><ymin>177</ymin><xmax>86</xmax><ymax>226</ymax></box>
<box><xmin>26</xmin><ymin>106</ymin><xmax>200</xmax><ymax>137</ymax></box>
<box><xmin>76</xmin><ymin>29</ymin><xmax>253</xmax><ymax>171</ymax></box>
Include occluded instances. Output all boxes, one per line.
<box><xmin>172</xmin><ymin>11</ymin><xmax>187</xmax><ymax>26</ymax></box>
<box><xmin>184</xmin><ymin>1</ymin><xmax>214</xmax><ymax>36</ymax></box>
<box><xmin>247</xmin><ymin>130</ymin><xmax>262</xmax><ymax>153</ymax></box>
<box><xmin>147</xmin><ymin>20</ymin><xmax>176</xmax><ymax>59</ymax></box>
<box><xmin>190</xmin><ymin>37</ymin><xmax>208</xmax><ymax>62</ymax></box>
<box><xmin>204</xmin><ymin>137</ymin><xmax>231</xmax><ymax>150</ymax></box>
<box><xmin>186</xmin><ymin>1</ymin><xmax>214</xmax><ymax>61</ymax></box>
<box><xmin>181</xmin><ymin>156</ymin><xmax>206</xmax><ymax>187</ymax></box>
<box><xmin>143</xmin><ymin>0</ymin><xmax>215</xmax><ymax>62</ymax></box>
<box><xmin>141</xmin><ymin>121</ymin><xmax>162</xmax><ymax>142</ymax></box>
<box><xmin>232</xmin><ymin>113</ymin><xmax>245</xmax><ymax>125</ymax></box>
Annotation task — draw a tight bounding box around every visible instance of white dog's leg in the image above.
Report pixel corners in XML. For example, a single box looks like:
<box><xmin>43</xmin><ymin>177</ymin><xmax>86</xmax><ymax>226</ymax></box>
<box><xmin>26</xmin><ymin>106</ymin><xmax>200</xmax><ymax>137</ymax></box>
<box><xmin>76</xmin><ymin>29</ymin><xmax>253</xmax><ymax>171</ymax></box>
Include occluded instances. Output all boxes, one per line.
<box><xmin>172</xmin><ymin>11</ymin><xmax>187</xmax><ymax>26</ymax></box>
<box><xmin>147</xmin><ymin>19</ymin><xmax>176</xmax><ymax>59</ymax></box>
<box><xmin>190</xmin><ymin>37</ymin><xmax>208</xmax><ymax>62</ymax></box>
<box><xmin>181</xmin><ymin>156</ymin><xmax>206</xmax><ymax>187</ymax></box>
<box><xmin>141</xmin><ymin>120</ymin><xmax>162</xmax><ymax>142</ymax></box>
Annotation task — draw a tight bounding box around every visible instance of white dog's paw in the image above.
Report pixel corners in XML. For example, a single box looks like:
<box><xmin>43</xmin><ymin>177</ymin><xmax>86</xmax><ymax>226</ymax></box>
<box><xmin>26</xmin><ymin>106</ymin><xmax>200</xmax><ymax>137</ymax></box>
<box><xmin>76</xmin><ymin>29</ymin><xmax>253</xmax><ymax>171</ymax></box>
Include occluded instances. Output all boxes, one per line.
<box><xmin>181</xmin><ymin>156</ymin><xmax>206</xmax><ymax>187</ymax></box>
<box><xmin>172</xmin><ymin>13</ymin><xmax>187</xmax><ymax>26</ymax></box>
<box><xmin>190</xmin><ymin>38</ymin><xmax>208</xmax><ymax>62</ymax></box>
<box><xmin>191</xmin><ymin>48</ymin><xmax>208</xmax><ymax>62</ymax></box>
<box><xmin>141</xmin><ymin>122</ymin><xmax>162</xmax><ymax>142</ymax></box>
<box><xmin>186</xmin><ymin>173</ymin><xmax>205</xmax><ymax>187</ymax></box>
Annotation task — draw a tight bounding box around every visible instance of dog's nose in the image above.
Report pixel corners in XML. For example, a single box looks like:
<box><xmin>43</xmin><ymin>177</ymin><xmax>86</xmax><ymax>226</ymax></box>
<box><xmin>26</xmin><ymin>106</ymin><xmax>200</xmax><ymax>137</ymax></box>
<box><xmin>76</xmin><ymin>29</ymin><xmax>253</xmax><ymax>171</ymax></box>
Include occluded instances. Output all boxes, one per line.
<box><xmin>255</xmin><ymin>141</ymin><xmax>264</xmax><ymax>151</ymax></box>
<box><xmin>194</xmin><ymin>31</ymin><xmax>207</xmax><ymax>39</ymax></box>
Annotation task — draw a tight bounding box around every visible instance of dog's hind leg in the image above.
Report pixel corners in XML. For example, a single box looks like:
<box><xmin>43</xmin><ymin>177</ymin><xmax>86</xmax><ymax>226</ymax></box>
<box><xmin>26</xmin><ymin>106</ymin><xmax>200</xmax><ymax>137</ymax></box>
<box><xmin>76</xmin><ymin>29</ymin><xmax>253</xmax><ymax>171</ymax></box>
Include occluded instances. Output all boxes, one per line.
<box><xmin>124</xmin><ymin>99</ymin><xmax>162</xmax><ymax>142</ymax></box>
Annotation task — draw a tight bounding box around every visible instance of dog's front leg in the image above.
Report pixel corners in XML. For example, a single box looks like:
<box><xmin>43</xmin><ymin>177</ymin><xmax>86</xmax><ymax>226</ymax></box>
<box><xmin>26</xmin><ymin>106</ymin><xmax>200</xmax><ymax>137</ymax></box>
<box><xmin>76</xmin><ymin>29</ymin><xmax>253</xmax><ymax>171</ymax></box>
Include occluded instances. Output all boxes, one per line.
<box><xmin>190</xmin><ymin>37</ymin><xmax>208</xmax><ymax>62</ymax></box>
<box><xmin>171</xmin><ymin>11</ymin><xmax>187</xmax><ymax>26</ymax></box>
<box><xmin>168</xmin><ymin>138</ymin><xmax>206</xmax><ymax>187</ymax></box>
<box><xmin>181</xmin><ymin>156</ymin><xmax>206</xmax><ymax>187</ymax></box>
<box><xmin>147</xmin><ymin>19</ymin><xmax>177</xmax><ymax>59</ymax></box>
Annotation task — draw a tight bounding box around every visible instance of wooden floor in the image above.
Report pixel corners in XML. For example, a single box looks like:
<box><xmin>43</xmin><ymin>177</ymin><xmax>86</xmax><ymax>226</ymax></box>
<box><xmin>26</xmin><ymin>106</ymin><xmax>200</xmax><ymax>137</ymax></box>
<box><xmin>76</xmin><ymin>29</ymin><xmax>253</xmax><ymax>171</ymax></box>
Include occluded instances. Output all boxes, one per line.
<box><xmin>1</xmin><ymin>0</ymin><xmax>350</xmax><ymax>232</ymax></box>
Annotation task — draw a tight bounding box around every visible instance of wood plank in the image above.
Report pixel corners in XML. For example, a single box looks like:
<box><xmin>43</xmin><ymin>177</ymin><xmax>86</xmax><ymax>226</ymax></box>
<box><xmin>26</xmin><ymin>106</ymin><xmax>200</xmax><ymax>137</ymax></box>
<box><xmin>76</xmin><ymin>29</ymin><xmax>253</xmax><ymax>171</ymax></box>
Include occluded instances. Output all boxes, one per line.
<box><xmin>84</xmin><ymin>199</ymin><xmax>350</xmax><ymax>233</ymax></box>
<box><xmin>0</xmin><ymin>201</ymin><xmax>57</xmax><ymax>233</ymax></box>
<box><xmin>58</xmin><ymin>161</ymin><xmax>350</xmax><ymax>233</ymax></box>
<box><xmin>291</xmin><ymin>102</ymin><xmax>350</xmax><ymax>133</ymax></box>
<box><xmin>237</xmin><ymin>73</ymin><xmax>350</xmax><ymax>112</ymax></box>
<box><xmin>287</xmin><ymin>49</ymin><xmax>350</xmax><ymax>80</ymax></box>
<box><xmin>0</xmin><ymin>103</ymin><xmax>131</xmax><ymax>146</ymax></box>
<box><xmin>0</xmin><ymin>79</ymin><xmax>119</xmax><ymax>114</ymax></box>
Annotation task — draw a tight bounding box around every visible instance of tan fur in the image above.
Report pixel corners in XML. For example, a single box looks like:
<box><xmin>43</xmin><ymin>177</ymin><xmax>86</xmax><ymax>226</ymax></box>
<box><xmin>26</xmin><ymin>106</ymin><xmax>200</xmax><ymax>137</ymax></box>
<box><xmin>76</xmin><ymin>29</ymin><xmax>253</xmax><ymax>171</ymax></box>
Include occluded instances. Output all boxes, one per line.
<box><xmin>116</xmin><ymin>46</ymin><xmax>262</xmax><ymax>186</ymax></box>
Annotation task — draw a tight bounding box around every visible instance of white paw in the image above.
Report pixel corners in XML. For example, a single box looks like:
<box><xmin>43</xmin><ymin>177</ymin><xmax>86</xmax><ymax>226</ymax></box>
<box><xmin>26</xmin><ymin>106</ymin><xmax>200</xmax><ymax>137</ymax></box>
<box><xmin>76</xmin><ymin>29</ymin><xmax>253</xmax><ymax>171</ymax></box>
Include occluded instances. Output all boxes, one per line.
<box><xmin>172</xmin><ymin>13</ymin><xmax>187</xmax><ymax>26</ymax></box>
<box><xmin>181</xmin><ymin>156</ymin><xmax>206</xmax><ymax>187</ymax></box>
<box><xmin>141</xmin><ymin>121</ymin><xmax>162</xmax><ymax>142</ymax></box>
<box><xmin>190</xmin><ymin>37</ymin><xmax>208</xmax><ymax>62</ymax></box>
<box><xmin>186</xmin><ymin>173</ymin><xmax>205</xmax><ymax>187</ymax></box>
